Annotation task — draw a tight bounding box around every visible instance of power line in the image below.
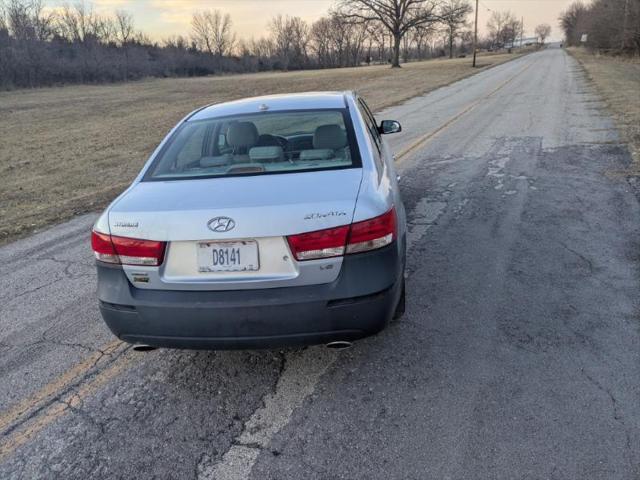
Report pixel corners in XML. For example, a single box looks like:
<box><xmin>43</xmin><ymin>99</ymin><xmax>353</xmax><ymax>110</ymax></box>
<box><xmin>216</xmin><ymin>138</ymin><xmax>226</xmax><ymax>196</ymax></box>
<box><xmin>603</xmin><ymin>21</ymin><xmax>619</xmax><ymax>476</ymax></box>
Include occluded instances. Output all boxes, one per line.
<box><xmin>478</xmin><ymin>0</ymin><xmax>493</xmax><ymax>13</ymax></box>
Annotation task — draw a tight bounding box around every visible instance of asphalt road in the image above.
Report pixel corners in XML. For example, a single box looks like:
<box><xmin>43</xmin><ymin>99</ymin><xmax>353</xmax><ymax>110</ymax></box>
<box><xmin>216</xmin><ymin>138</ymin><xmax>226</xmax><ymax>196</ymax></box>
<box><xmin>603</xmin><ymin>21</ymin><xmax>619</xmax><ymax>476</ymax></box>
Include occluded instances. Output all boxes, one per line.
<box><xmin>1</xmin><ymin>47</ymin><xmax>639</xmax><ymax>479</ymax></box>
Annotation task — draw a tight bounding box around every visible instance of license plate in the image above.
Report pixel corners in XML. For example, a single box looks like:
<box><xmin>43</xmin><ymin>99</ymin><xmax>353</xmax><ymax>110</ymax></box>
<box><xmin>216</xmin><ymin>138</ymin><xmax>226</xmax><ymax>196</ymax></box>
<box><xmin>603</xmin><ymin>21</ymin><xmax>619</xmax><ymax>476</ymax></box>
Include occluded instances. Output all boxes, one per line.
<box><xmin>197</xmin><ymin>241</ymin><xmax>259</xmax><ymax>272</ymax></box>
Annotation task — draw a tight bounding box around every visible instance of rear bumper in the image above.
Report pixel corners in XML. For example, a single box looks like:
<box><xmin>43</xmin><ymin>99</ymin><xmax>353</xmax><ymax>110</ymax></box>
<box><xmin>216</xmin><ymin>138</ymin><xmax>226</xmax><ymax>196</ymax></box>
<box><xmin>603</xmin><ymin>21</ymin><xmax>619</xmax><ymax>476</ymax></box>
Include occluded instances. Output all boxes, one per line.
<box><xmin>97</xmin><ymin>244</ymin><xmax>404</xmax><ymax>350</ymax></box>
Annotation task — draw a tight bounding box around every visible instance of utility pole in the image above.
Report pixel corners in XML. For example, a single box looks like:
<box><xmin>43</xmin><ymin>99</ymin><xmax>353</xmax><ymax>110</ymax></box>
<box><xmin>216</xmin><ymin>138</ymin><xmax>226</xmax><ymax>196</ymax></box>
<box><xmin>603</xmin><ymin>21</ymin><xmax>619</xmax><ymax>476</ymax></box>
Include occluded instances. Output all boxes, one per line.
<box><xmin>472</xmin><ymin>0</ymin><xmax>479</xmax><ymax>67</ymax></box>
<box><xmin>621</xmin><ymin>0</ymin><xmax>629</xmax><ymax>50</ymax></box>
<box><xmin>520</xmin><ymin>17</ymin><xmax>524</xmax><ymax>48</ymax></box>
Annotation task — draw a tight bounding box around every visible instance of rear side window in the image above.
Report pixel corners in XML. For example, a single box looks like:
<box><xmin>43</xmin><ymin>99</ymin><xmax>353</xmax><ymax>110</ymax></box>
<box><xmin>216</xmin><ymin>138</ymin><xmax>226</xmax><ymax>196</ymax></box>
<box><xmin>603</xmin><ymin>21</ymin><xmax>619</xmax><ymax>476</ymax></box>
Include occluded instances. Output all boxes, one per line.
<box><xmin>357</xmin><ymin>98</ymin><xmax>384</xmax><ymax>178</ymax></box>
<box><xmin>357</xmin><ymin>99</ymin><xmax>382</xmax><ymax>152</ymax></box>
<box><xmin>144</xmin><ymin>109</ymin><xmax>361</xmax><ymax>181</ymax></box>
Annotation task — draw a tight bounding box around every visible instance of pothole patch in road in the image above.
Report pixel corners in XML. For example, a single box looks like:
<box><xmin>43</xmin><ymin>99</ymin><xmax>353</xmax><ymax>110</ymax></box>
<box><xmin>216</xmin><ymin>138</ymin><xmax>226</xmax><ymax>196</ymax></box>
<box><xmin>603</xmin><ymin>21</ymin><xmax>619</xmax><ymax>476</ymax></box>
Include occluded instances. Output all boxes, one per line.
<box><xmin>488</xmin><ymin>155</ymin><xmax>510</xmax><ymax>191</ymax></box>
<box><xmin>406</xmin><ymin>198</ymin><xmax>447</xmax><ymax>252</ymax></box>
<box><xmin>486</xmin><ymin>140</ymin><xmax>541</xmax><ymax>196</ymax></box>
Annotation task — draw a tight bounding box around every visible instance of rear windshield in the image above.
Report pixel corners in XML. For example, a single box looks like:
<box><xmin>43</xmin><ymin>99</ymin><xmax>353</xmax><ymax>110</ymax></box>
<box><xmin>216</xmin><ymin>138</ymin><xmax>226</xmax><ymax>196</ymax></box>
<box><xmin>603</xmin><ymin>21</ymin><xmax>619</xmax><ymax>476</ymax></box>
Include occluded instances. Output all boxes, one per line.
<box><xmin>143</xmin><ymin>109</ymin><xmax>360</xmax><ymax>181</ymax></box>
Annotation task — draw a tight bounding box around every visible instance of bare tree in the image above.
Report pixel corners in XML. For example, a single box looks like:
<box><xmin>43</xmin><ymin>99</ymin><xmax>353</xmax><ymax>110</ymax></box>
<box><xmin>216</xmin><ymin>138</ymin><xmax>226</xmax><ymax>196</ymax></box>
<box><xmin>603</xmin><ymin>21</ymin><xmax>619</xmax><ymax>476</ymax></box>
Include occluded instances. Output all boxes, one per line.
<box><xmin>534</xmin><ymin>23</ymin><xmax>551</xmax><ymax>44</ymax></box>
<box><xmin>576</xmin><ymin>0</ymin><xmax>640</xmax><ymax>52</ymax></box>
<box><xmin>440</xmin><ymin>0</ymin><xmax>472</xmax><ymax>58</ymax></box>
<box><xmin>487</xmin><ymin>10</ymin><xmax>506</xmax><ymax>46</ymax></box>
<box><xmin>249</xmin><ymin>37</ymin><xmax>276</xmax><ymax>58</ymax></box>
<box><xmin>288</xmin><ymin>16</ymin><xmax>310</xmax><ymax>67</ymax></box>
<box><xmin>56</xmin><ymin>3</ymin><xmax>83</xmax><ymax>43</ymax></box>
<box><xmin>504</xmin><ymin>16</ymin><xmax>521</xmax><ymax>46</ymax></box>
<box><xmin>5</xmin><ymin>0</ymin><xmax>53</xmax><ymax>41</ymax></box>
<box><xmin>2</xmin><ymin>0</ymin><xmax>54</xmax><ymax>86</ymax></box>
<box><xmin>56</xmin><ymin>3</ymin><xmax>116</xmax><ymax>80</ymax></box>
<box><xmin>0</xmin><ymin>5</ymin><xmax>6</xmax><ymax>31</ymax></box>
<box><xmin>311</xmin><ymin>17</ymin><xmax>334</xmax><ymax>66</ymax></box>
<box><xmin>559</xmin><ymin>1</ymin><xmax>586</xmax><ymax>46</ymax></box>
<box><xmin>191</xmin><ymin>10</ymin><xmax>236</xmax><ymax>57</ymax></box>
<box><xmin>313</xmin><ymin>15</ymin><xmax>351</xmax><ymax>67</ymax></box>
<box><xmin>57</xmin><ymin>2</ymin><xmax>113</xmax><ymax>43</ymax></box>
<box><xmin>269</xmin><ymin>15</ymin><xmax>309</xmax><ymax>70</ymax></box>
<box><xmin>411</xmin><ymin>23</ymin><xmax>435</xmax><ymax>59</ymax></box>
<box><xmin>336</xmin><ymin>0</ymin><xmax>442</xmax><ymax>67</ymax></box>
<box><xmin>487</xmin><ymin>10</ymin><xmax>519</xmax><ymax>47</ymax></box>
<box><xmin>114</xmin><ymin>10</ymin><xmax>134</xmax><ymax>80</ymax></box>
<box><xmin>459</xmin><ymin>27</ymin><xmax>473</xmax><ymax>51</ymax></box>
<box><xmin>401</xmin><ymin>30</ymin><xmax>411</xmax><ymax>61</ymax></box>
<box><xmin>348</xmin><ymin>19</ymin><xmax>370</xmax><ymax>65</ymax></box>
<box><xmin>269</xmin><ymin>14</ymin><xmax>290</xmax><ymax>64</ymax></box>
<box><xmin>114</xmin><ymin>10</ymin><xmax>134</xmax><ymax>45</ymax></box>
<box><xmin>365</xmin><ymin>20</ymin><xmax>387</xmax><ymax>62</ymax></box>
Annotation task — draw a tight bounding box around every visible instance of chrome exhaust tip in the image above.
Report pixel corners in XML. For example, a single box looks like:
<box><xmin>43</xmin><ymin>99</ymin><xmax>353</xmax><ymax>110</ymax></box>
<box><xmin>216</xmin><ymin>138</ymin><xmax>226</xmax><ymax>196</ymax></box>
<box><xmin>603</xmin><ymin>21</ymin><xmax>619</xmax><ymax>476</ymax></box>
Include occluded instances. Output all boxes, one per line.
<box><xmin>132</xmin><ymin>344</ymin><xmax>157</xmax><ymax>352</ymax></box>
<box><xmin>325</xmin><ymin>341</ymin><xmax>353</xmax><ymax>350</ymax></box>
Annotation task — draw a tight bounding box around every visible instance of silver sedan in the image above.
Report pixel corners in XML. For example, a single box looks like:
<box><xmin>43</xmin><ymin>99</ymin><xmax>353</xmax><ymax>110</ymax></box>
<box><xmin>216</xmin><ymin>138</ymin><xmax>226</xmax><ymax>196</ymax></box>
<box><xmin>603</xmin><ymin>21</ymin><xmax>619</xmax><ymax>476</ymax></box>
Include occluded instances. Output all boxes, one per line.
<box><xmin>91</xmin><ymin>91</ymin><xmax>407</xmax><ymax>349</ymax></box>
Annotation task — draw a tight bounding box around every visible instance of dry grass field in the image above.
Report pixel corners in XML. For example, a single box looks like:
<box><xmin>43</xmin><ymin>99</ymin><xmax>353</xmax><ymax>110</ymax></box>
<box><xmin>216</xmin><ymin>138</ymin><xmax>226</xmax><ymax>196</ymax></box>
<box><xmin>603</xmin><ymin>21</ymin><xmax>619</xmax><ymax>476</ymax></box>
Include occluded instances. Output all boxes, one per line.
<box><xmin>0</xmin><ymin>52</ymin><xmax>519</xmax><ymax>244</ymax></box>
<box><xmin>569</xmin><ymin>48</ymin><xmax>640</xmax><ymax>169</ymax></box>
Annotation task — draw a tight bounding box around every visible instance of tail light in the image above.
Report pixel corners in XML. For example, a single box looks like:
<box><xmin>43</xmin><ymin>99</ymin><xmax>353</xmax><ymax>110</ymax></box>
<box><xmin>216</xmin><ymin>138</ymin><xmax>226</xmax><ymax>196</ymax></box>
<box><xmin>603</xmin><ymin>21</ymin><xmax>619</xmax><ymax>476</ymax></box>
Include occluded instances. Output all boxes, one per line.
<box><xmin>91</xmin><ymin>231</ymin><xmax>166</xmax><ymax>266</ymax></box>
<box><xmin>287</xmin><ymin>208</ymin><xmax>396</xmax><ymax>261</ymax></box>
<box><xmin>346</xmin><ymin>208</ymin><xmax>396</xmax><ymax>254</ymax></box>
<box><xmin>286</xmin><ymin>225</ymin><xmax>350</xmax><ymax>261</ymax></box>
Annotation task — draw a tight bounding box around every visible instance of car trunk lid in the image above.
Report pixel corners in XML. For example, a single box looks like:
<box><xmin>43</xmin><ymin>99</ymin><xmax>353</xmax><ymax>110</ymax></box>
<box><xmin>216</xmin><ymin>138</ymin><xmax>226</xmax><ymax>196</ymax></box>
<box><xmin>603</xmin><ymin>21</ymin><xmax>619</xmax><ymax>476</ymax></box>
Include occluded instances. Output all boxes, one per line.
<box><xmin>109</xmin><ymin>169</ymin><xmax>362</xmax><ymax>240</ymax></box>
<box><xmin>108</xmin><ymin>169</ymin><xmax>363</xmax><ymax>290</ymax></box>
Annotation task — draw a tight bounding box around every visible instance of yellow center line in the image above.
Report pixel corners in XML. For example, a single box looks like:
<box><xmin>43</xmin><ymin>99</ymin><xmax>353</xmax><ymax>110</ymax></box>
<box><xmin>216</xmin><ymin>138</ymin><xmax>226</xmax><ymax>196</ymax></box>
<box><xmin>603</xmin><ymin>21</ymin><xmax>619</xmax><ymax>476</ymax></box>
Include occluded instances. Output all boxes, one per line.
<box><xmin>0</xmin><ymin>339</ymin><xmax>133</xmax><ymax>462</ymax></box>
<box><xmin>0</xmin><ymin>352</ymin><xmax>136</xmax><ymax>461</ymax></box>
<box><xmin>0</xmin><ymin>339</ymin><xmax>122</xmax><ymax>433</ymax></box>
<box><xmin>395</xmin><ymin>59</ymin><xmax>534</xmax><ymax>163</ymax></box>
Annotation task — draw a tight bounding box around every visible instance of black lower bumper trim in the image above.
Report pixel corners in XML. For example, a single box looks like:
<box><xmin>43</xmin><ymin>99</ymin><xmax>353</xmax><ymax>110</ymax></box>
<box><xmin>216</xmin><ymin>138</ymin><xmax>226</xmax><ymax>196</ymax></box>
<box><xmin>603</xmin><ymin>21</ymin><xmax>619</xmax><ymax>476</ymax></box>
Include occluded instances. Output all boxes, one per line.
<box><xmin>121</xmin><ymin>329</ymin><xmax>364</xmax><ymax>350</ymax></box>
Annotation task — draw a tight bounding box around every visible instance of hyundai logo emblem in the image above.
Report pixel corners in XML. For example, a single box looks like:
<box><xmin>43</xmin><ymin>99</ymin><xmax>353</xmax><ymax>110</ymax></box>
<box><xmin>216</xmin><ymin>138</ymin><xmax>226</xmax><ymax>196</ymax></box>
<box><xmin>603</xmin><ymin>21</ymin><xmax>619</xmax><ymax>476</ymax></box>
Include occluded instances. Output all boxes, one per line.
<box><xmin>207</xmin><ymin>216</ymin><xmax>236</xmax><ymax>233</ymax></box>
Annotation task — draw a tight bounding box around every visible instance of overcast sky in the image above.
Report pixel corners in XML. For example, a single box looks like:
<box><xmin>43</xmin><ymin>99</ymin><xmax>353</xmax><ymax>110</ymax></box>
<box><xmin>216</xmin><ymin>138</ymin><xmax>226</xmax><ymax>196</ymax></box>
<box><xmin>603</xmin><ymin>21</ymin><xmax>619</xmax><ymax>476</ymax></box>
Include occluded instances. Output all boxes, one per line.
<box><xmin>57</xmin><ymin>0</ymin><xmax>574</xmax><ymax>42</ymax></box>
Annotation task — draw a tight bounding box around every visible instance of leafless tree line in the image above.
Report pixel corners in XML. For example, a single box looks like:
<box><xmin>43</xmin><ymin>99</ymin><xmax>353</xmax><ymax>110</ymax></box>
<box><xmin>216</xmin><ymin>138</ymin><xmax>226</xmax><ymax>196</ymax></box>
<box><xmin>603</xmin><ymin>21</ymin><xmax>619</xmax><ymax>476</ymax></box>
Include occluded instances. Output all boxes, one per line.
<box><xmin>336</xmin><ymin>0</ymin><xmax>473</xmax><ymax>66</ymax></box>
<box><xmin>0</xmin><ymin>0</ymin><xmax>229</xmax><ymax>88</ymax></box>
<box><xmin>236</xmin><ymin>0</ymin><xmax>477</xmax><ymax>70</ymax></box>
<box><xmin>559</xmin><ymin>0</ymin><xmax>640</xmax><ymax>54</ymax></box>
<box><xmin>486</xmin><ymin>10</ymin><xmax>522</xmax><ymax>48</ymax></box>
<box><xmin>0</xmin><ymin>0</ymin><xmax>481</xmax><ymax>90</ymax></box>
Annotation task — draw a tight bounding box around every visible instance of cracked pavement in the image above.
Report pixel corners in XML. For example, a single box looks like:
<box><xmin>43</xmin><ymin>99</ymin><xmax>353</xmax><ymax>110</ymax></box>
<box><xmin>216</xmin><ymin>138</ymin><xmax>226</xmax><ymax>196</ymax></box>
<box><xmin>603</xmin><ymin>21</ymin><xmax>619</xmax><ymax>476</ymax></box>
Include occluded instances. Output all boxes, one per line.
<box><xmin>1</xmin><ymin>47</ymin><xmax>639</xmax><ymax>479</ymax></box>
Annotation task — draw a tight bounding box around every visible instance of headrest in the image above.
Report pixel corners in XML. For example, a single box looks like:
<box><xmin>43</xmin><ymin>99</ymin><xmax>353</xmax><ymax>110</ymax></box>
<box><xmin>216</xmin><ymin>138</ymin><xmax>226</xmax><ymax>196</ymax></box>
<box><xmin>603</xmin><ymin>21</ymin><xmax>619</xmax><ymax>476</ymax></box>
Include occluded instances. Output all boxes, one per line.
<box><xmin>249</xmin><ymin>146</ymin><xmax>284</xmax><ymax>163</ymax></box>
<box><xmin>227</xmin><ymin>122</ymin><xmax>258</xmax><ymax>148</ymax></box>
<box><xmin>299</xmin><ymin>149</ymin><xmax>334</xmax><ymax>161</ymax></box>
<box><xmin>200</xmin><ymin>154</ymin><xmax>232</xmax><ymax>167</ymax></box>
<box><xmin>313</xmin><ymin>124</ymin><xmax>347</xmax><ymax>150</ymax></box>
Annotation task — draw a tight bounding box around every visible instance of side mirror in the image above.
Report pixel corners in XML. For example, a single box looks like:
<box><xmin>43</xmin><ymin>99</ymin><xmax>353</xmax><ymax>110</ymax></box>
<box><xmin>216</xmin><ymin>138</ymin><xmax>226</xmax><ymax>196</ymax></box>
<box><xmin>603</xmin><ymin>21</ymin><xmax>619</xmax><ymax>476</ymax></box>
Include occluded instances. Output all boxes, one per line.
<box><xmin>379</xmin><ymin>120</ymin><xmax>402</xmax><ymax>135</ymax></box>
